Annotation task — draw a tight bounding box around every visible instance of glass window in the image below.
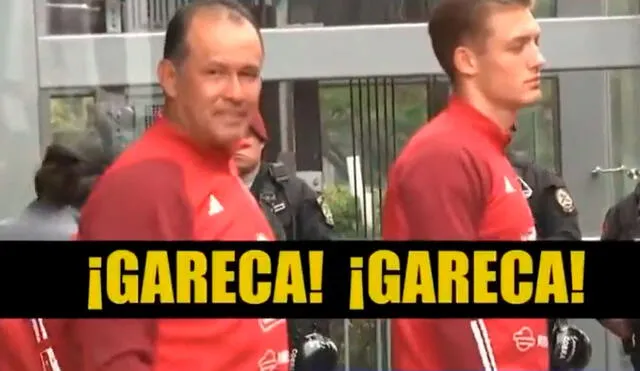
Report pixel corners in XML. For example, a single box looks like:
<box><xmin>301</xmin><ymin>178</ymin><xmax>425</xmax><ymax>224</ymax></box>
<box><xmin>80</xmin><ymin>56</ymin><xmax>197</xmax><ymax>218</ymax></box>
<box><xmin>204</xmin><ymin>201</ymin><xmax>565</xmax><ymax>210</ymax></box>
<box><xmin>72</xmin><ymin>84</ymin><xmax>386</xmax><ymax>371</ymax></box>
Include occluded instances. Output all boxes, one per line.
<box><xmin>606</xmin><ymin>0</ymin><xmax>640</xmax><ymax>15</ymax></box>
<box><xmin>42</xmin><ymin>0</ymin><xmax>280</xmax><ymax>34</ymax></box>
<box><xmin>609</xmin><ymin>68</ymin><xmax>640</xmax><ymax>200</ymax></box>
<box><xmin>291</xmin><ymin>0</ymin><xmax>556</xmax><ymax>26</ymax></box>
<box><xmin>534</xmin><ymin>0</ymin><xmax>557</xmax><ymax>17</ymax></box>
<box><xmin>38</xmin><ymin>0</ymin><xmax>559</xmax><ymax>35</ymax></box>
<box><xmin>43</xmin><ymin>87</ymin><xmax>163</xmax><ymax>156</ymax></box>
<box><xmin>45</xmin><ymin>0</ymin><xmax>107</xmax><ymax>34</ymax></box>
<box><xmin>509</xmin><ymin>78</ymin><xmax>562</xmax><ymax>174</ymax></box>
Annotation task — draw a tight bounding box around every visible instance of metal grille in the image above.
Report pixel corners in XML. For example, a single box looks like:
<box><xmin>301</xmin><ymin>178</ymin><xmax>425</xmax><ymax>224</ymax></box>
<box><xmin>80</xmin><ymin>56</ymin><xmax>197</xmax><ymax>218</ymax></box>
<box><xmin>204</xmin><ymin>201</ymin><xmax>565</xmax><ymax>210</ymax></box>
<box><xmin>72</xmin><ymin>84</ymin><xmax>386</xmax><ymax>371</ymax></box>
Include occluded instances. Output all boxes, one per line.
<box><xmin>323</xmin><ymin>78</ymin><xmax>438</xmax><ymax>240</ymax></box>
<box><xmin>123</xmin><ymin>0</ymin><xmax>191</xmax><ymax>32</ymax></box>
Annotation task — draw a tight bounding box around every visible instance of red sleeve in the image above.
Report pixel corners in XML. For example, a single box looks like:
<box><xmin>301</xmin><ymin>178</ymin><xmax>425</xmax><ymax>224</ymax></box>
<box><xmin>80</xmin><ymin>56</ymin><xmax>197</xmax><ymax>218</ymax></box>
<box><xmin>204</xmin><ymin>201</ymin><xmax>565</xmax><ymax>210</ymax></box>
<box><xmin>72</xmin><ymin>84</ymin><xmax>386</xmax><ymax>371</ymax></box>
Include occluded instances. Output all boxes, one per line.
<box><xmin>433</xmin><ymin>319</ymin><xmax>495</xmax><ymax>371</ymax></box>
<box><xmin>72</xmin><ymin>319</ymin><xmax>157</xmax><ymax>371</ymax></box>
<box><xmin>78</xmin><ymin>159</ymin><xmax>193</xmax><ymax>240</ymax></box>
<box><xmin>0</xmin><ymin>319</ymin><xmax>41</xmax><ymax>371</ymax></box>
<box><xmin>391</xmin><ymin>145</ymin><xmax>488</xmax><ymax>240</ymax></box>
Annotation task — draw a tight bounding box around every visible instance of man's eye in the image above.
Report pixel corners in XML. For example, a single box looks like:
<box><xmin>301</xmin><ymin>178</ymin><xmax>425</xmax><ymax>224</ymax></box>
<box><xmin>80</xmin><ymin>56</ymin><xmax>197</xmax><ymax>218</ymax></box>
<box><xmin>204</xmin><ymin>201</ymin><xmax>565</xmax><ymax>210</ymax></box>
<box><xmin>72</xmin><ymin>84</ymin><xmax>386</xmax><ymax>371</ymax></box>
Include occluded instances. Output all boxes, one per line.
<box><xmin>241</xmin><ymin>71</ymin><xmax>259</xmax><ymax>78</ymax></box>
<box><xmin>510</xmin><ymin>44</ymin><xmax>525</xmax><ymax>53</ymax></box>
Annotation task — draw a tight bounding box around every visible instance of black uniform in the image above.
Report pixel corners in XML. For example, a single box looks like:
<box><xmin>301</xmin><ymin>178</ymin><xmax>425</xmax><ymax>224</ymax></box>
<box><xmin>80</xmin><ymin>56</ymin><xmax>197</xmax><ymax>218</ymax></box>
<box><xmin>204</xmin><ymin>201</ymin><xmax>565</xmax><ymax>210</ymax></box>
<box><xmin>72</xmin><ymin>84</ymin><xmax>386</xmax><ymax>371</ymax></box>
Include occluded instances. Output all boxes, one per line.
<box><xmin>248</xmin><ymin>161</ymin><xmax>334</xmax><ymax>365</ymax></box>
<box><xmin>249</xmin><ymin>162</ymin><xmax>334</xmax><ymax>241</ymax></box>
<box><xmin>508</xmin><ymin>154</ymin><xmax>585</xmax><ymax>369</ymax></box>
<box><xmin>601</xmin><ymin>182</ymin><xmax>640</xmax><ymax>240</ymax></box>
<box><xmin>508</xmin><ymin>153</ymin><xmax>582</xmax><ymax>240</ymax></box>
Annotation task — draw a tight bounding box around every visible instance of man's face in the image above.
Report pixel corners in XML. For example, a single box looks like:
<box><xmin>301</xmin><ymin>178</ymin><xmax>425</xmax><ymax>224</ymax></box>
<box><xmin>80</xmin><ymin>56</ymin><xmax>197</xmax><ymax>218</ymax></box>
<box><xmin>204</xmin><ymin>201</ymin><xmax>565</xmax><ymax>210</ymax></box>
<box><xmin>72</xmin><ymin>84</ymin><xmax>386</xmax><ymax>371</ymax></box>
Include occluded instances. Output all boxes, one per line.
<box><xmin>233</xmin><ymin>129</ymin><xmax>264</xmax><ymax>175</ymax></box>
<box><xmin>163</xmin><ymin>11</ymin><xmax>263</xmax><ymax>151</ymax></box>
<box><xmin>465</xmin><ymin>5</ymin><xmax>545</xmax><ymax>109</ymax></box>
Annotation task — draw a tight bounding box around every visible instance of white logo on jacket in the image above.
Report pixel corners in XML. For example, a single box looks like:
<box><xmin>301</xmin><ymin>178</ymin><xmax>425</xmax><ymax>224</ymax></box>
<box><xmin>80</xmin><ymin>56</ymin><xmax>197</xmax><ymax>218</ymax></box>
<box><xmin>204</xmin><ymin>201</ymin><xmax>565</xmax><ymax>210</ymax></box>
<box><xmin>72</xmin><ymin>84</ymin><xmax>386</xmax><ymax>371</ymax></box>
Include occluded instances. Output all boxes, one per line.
<box><xmin>259</xmin><ymin>319</ymin><xmax>286</xmax><ymax>332</ymax></box>
<box><xmin>208</xmin><ymin>194</ymin><xmax>224</xmax><ymax>216</ymax></box>
<box><xmin>521</xmin><ymin>227</ymin><xmax>537</xmax><ymax>241</ymax></box>
<box><xmin>513</xmin><ymin>326</ymin><xmax>549</xmax><ymax>352</ymax></box>
<box><xmin>258</xmin><ymin>349</ymin><xmax>290</xmax><ymax>371</ymax></box>
<box><xmin>504</xmin><ymin>176</ymin><xmax>517</xmax><ymax>194</ymax></box>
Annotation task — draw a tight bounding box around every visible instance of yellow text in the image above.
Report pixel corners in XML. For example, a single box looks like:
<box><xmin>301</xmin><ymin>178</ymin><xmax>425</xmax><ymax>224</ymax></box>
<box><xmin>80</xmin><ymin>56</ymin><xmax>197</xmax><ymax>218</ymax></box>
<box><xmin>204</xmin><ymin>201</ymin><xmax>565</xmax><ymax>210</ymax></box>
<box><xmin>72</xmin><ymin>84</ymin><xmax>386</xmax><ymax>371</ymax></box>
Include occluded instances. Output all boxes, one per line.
<box><xmin>348</xmin><ymin>249</ymin><xmax>585</xmax><ymax>310</ymax></box>
<box><xmin>88</xmin><ymin>249</ymin><xmax>324</xmax><ymax>310</ymax></box>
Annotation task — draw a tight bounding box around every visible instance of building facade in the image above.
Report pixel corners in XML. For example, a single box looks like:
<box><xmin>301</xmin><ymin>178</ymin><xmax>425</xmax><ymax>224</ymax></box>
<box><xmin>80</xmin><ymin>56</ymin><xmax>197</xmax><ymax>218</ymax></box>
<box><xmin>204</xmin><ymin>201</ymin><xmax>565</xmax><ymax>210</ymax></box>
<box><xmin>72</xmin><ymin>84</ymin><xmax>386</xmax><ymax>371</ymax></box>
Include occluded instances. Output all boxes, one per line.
<box><xmin>1</xmin><ymin>0</ymin><xmax>639</xmax><ymax>369</ymax></box>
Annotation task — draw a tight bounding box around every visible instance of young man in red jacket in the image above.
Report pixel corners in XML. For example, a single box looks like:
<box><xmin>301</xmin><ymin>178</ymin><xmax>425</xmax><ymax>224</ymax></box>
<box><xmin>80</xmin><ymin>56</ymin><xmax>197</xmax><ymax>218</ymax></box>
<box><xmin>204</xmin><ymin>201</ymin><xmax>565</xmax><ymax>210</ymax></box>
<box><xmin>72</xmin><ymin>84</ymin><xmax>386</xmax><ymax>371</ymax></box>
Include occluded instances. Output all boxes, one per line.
<box><xmin>382</xmin><ymin>0</ymin><xmax>550</xmax><ymax>370</ymax></box>
<box><xmin>45</xmin><ymin>2</ymin><xmax>289</xmax><ymax>371</ymax></box>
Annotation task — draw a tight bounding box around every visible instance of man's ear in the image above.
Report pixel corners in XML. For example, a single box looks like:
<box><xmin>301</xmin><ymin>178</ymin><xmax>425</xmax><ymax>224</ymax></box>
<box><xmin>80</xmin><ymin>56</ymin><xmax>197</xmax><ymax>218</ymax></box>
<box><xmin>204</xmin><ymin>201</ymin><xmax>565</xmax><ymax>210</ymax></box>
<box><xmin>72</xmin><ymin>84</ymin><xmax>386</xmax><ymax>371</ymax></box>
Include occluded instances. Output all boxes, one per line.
<box><xmin>452</xmin><ymin>45</ymin><xmax>479</xmax><ymax>78</ymax></box>
<box><xmin>157</xmin><ymin>59</ymin><xmax>179</xmax><ymax>99</ymax></box>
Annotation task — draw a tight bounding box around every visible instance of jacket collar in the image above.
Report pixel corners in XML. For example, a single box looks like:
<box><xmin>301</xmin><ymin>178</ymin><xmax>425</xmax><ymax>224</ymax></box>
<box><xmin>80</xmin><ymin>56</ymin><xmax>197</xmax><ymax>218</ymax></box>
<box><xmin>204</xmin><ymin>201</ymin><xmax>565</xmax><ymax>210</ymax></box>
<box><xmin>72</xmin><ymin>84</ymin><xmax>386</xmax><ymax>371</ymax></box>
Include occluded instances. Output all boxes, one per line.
<box><xmin>447</xmin><ymin>96</ymin><xmax>513</xmax><ymax>151</ymax></box>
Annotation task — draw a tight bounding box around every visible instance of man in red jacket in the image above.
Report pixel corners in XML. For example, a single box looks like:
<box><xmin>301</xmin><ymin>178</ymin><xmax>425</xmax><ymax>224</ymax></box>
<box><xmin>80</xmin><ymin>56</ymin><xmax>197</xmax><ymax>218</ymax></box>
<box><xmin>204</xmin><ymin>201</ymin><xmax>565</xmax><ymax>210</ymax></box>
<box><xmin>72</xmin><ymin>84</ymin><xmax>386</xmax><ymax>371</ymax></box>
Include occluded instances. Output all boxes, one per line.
<box><xmin>382</xmin><ymin>0</ymin><xmax>548</xmax><ymax>370</ymax></box>
<box><xmin>46</xmin><ymin>1</ymin><xmax>289</xmax><ymax>371</ymax></box>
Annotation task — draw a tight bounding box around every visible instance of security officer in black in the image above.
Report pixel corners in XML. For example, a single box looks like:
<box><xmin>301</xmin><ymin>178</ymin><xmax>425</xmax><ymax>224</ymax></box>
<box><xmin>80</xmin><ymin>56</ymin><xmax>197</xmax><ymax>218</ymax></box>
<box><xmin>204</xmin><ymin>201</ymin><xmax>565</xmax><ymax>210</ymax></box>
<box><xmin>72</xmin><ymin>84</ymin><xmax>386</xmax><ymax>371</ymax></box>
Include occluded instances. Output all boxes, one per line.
<box><xmin>508</xmin><ymin>153</ymin><xmax>586</xmax><ymax>370</ymax></box>
<box><xmin>233</xmin><ymin>113</ymin><xmax>335</xmax><ymax>370</ymax></box>
<box><xmin>234</xmin><ymin>113</ymin><xmax>334</xmax><ymax>241</ymax></box>
<box><xmin>507</xmin><ymin>151</ymin><xmax>582</xmax><ymax>240</ymax></box>
<box><xmin>601</xmin><ymin>182</ymin><xmax>640</xmax><ymax>240</ymax></box>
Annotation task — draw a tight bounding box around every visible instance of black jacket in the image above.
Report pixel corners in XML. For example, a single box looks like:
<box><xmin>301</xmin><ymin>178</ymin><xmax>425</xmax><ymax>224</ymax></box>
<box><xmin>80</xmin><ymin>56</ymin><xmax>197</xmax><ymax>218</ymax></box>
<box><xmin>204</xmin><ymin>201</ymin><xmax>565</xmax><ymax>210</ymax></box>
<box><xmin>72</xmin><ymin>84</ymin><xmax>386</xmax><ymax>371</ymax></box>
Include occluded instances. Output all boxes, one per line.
<box><xmin>250</xmin><ymin>162</ymin><xmax>333</xmax><ymax>241</ymax></box>
<box><xmin>601</xmin><ymin>183</ymin><xmax>640</xmax><ymax>240</ymax></box>
<box><xmin>508</xmin><ymin>153</ymin><xmax>582</xmax><ymax>240</ymax></box>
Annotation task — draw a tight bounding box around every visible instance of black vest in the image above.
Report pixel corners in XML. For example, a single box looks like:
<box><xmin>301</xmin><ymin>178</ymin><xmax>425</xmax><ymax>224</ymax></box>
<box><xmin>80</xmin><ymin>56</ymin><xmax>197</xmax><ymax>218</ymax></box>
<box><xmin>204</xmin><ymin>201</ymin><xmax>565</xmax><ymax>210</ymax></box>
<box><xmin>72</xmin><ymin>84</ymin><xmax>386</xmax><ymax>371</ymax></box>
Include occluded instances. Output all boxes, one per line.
<box><xmin>604</xmin><ymin>183</ymin><xmax>640</xmax><ymax>240</ymax></box>
<box><xmin>250</xmin><ymin>162</ymin><xmax>296</xmax><ymax>240</ymax></box>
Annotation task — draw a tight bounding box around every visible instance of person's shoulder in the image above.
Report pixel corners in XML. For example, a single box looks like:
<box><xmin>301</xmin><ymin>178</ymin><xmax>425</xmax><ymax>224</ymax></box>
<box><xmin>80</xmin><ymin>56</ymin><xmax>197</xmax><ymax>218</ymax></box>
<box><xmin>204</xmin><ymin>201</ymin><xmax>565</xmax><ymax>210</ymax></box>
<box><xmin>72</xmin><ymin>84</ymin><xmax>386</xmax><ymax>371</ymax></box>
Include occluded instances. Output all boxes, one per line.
<box><xmin>95</xmin><ymin>156</ymin><xmax>188</xmax><ymax>202</ymax></box>
<box><xmin>610</xmin><ymin>188</ymin><xmax>638</xmax><ymax>212</ymax></box>
<box><xmin>265</xmin><ymin>161</ymin><xmax>291</xmax><ymax>182</ymax></box>
<box><xmin>396</xmin><ymin>133</ymin><xmax>479</xmax><ymax>172</ymax></box>
<box><xmin>508</xmin><ymin>154</ymin><xmax>564</xmax><ymax>185</ymax></box>
<box><xmin>508</xmin><ymin>151</ymin><xmax>533</xmax><ymax>169</ymax></box>
<box><xmin>266</xmin><ymin>163</ymin><xmax>316</xmax><ymax>200</ymax></box>
<box><xmin>527</xmin><ymin>163</ymin><xmax>568</xmax><ymax>189</ymax></box>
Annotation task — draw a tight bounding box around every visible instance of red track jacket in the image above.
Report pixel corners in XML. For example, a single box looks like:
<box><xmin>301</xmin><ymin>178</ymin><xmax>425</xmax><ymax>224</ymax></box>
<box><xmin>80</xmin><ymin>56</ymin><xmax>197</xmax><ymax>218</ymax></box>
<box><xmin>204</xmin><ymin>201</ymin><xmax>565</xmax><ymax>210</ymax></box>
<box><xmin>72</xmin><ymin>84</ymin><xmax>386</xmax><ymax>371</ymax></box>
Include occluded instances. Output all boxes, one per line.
<box><xmin>383</xmin><ymin>96</ymin><xmax>547</xmax><ymax>371</ymax></box>
<box><xmin>47</xmin><ymin>117</ymin><xmax>289</xmax><ymax>371</ymax></box>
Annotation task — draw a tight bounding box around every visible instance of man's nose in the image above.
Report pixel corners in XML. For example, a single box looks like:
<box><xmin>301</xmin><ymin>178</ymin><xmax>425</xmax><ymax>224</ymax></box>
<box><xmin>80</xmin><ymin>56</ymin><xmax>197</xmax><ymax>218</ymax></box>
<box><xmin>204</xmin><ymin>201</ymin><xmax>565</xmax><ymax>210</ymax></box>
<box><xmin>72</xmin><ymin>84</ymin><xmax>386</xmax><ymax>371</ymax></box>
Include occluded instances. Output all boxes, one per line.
<box><xmin>238</xmin><ymin>137</ymin><xmax>252</xmax><ymax>149</ymax></box>
<box><xmin>534</xmin><ymin>46</ymin><xmax>546</xmax><ymax>69</ymax></box>
<box><xmin>222</xmin><ymin>74</ymin><xmax>244</xmax><ymax>101</ymax></box>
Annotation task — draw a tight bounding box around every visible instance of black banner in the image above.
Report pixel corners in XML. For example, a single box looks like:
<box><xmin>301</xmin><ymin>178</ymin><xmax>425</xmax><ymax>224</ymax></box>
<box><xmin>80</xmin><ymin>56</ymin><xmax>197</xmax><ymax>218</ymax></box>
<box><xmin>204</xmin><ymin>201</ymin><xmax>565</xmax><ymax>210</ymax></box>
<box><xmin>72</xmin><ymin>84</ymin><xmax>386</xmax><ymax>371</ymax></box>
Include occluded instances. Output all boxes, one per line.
<box><xmin>0</xmin><ymin>241</ymin><xmax>634</xmax><ymax>318</ymax></box>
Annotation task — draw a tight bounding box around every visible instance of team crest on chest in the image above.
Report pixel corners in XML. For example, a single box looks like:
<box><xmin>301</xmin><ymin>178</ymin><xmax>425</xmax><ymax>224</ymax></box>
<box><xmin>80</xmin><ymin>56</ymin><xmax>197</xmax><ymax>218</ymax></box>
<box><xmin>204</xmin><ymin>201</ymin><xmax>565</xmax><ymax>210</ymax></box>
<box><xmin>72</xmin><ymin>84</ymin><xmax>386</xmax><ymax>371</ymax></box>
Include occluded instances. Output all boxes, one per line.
<box><xmin>555</xmin><ymin>188</ymin><xmax>575</xmax><ymax>213</ymax></box>
<box><xmin>317</xmin><ymin>195</ymin><xmax>334</xmax><ymax>227</ymax></box>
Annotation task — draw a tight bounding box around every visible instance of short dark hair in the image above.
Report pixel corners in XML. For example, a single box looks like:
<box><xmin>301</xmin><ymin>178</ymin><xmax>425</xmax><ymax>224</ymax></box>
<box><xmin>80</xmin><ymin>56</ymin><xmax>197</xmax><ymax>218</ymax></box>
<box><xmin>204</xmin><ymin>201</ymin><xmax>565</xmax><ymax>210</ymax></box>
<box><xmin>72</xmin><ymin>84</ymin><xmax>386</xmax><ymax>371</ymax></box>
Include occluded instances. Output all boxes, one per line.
<box><xmin>428</xmin><ymin>0</ymin><xmax>533</xmax><ymax>82</ymax></box>
<box><xmin>163</xmin><ymin>0</ymin><xmax>261</xmax><ymax>65</ymax></box>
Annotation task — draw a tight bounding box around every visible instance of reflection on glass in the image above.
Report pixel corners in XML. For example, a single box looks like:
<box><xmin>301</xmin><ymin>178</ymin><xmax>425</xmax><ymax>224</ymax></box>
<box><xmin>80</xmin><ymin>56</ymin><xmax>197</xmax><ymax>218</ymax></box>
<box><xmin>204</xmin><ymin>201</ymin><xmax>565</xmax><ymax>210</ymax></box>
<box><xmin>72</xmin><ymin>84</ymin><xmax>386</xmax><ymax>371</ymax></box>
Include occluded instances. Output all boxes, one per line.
<box><xmin>50</xmin><ymin>94</ymin><xmax>96</xmax><ymax>144</ymax></box>
<box><xmin>609</xmin><ymin>68</ymin><xmax>640</xmax><ymax>199</ymax></box>
<box><xmin>510</xmin><ymin>78</ymin><xmax>561</xmax><ymax>174</ymax></box>
<box><xmin>46</xmin><ymin>89</ymin><xmax>162</xmax><ymax>150</ymax></box>
<box><xmin>43</xmin><ymin>0</ymin><xmax>278</xmax><ymax>34</ymax></box>
<box><xmin>46</xmin><ymin>0</ymin><xmax>106</xmax><ymax>34</ymax></box>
